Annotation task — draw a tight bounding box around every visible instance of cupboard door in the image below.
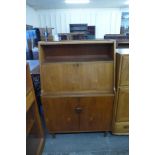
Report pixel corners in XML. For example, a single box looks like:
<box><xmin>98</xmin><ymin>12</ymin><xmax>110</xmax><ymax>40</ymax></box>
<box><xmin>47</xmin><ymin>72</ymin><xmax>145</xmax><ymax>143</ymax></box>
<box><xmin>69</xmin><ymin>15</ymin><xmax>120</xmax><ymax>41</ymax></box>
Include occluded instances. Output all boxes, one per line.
<box><xmin>79</xmin><ymin>96</ymin><xmax>114</xmax><ymax>131</ymax></box>
<box><xmin>40</xmin><ymin>62</ymin><xmax>114</xmax><ymax>93</ymax></box>
<box><xmin>79</xmin><ymin>62</ymin><xmax>114</xmax><ymax>93</ymax></box>
<box><xmin>120</xmin><ymin>55</ymin><xmax>129</xmax><ymax>86</ymax></box>
<box><xmin>42</xmin><ymin>97</ymin><xmax>79</xmax><ymax>132</ymax></box>
<box><xmin>116</xmin><ymin>87</ymin><xmax>129</xmax><ymax>122</ymax></box>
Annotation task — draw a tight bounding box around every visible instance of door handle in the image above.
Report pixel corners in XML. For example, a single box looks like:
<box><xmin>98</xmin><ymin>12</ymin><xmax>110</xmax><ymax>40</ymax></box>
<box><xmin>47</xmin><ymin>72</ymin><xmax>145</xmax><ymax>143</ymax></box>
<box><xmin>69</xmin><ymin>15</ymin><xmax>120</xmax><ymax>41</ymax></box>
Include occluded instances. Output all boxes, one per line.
<box><xmin>124</xmin><ymin>125</ymin><xmax>129</xmax><ymax>129</ymax></box>
<box><xmin>76</xmin><ymin>63</ymin><xmax>79</xmax><ymax>67</ymax></box>
<box><xmin>73</xmin><ymin>63</ymin><xmax>80</xmax><ymax>67</ymax></box>
<box><xmin>74</xmin><ymin>107</ymin><xmax>83</xmax><ymax>114</ymax></box>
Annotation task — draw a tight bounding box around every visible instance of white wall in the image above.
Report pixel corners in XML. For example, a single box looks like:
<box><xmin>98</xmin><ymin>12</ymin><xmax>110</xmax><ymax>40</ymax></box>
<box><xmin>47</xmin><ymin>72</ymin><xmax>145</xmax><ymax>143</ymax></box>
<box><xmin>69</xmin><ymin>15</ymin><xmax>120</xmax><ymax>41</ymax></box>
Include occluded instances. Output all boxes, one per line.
<box><xmin>120</xmin><ymin>7</ymin><xmax>129</xmax><ymax>12</ymax></box>
<box><xmin>26</xmin><ymin>5</ymin><xmax>39</xmax><ymax>27</ymax></box>
<box><xmin>37</xmin><ymin>8</ymin><xmax>122</xmax><ymax>39</ymax></box>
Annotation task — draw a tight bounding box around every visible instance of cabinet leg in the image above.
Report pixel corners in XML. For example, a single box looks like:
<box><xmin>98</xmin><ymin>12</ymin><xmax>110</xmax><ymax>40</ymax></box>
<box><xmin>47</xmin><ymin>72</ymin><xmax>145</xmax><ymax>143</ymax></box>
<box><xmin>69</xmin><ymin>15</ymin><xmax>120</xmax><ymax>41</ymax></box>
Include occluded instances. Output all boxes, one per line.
<box><xmin>104</xmin><ymin>131</ymin><xmax>108</xmax><ymax>137</ymax></box>
<box><xmin>51</xmin><ymin>133</ymin><xmax>56</xmax><ymax>138</ymax></box>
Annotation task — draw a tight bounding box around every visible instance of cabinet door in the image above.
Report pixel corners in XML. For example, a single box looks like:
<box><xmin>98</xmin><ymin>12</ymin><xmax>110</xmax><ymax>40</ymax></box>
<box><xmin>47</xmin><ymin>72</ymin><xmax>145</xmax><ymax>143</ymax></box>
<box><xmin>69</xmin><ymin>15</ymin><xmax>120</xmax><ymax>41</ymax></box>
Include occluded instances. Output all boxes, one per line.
<box><xmin>120</xmin><ymin>55</ymin><xmax>129</xmax><ymax>86</ymax></box>
<box><xmin>116</xmin><ymin>87</ymin><xmax>129</xmax><ymax>122</ymax></box>
<box><xmin>79</xmin><ymin>96</ymin><xmax>114</xmax><ymax>131</ymax></box>
<box><xmin>40</xmin><ymin>62</ymin><xmax>114</xmax><ymax>93</ymax></box>
<box><xmin>42</xmin><ymin>97</ymin><xmax>79</xmax><ymax>132</ymax></box>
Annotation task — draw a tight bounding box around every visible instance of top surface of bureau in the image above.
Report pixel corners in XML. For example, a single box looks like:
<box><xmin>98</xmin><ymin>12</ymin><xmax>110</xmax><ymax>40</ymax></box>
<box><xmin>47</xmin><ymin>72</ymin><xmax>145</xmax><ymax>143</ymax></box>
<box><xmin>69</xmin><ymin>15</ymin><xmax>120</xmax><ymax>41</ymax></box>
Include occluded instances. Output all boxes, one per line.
<box><xmin>39</xmin><ymin>40</ymin><xmax>115</xmax><ymax>95</ymax></box>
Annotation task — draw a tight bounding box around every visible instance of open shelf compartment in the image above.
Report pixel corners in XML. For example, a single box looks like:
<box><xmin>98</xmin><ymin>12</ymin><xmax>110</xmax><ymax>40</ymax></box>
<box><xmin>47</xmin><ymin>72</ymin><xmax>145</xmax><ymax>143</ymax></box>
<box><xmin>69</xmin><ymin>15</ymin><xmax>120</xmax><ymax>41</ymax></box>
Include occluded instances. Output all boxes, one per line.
<box><xmin>39</xmin><ymin>41</ymin><xmax>115</xmax><ymax>63</ymax></box>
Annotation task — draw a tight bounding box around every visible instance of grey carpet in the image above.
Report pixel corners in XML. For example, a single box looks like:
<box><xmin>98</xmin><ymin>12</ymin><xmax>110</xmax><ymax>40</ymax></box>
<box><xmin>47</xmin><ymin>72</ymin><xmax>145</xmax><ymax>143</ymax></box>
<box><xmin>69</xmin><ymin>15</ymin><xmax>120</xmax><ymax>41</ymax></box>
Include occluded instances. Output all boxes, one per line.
<box><xmin>42</xmin><ymin>132</ymin><xmax>129</xmax><ymax>155</ymax></box>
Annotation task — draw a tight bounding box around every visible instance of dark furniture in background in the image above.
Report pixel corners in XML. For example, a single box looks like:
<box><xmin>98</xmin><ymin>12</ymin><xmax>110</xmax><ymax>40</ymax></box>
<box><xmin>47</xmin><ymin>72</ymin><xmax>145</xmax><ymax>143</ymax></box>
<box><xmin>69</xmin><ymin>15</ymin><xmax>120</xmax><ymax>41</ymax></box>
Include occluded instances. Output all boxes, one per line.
<box><xmin>27</xmin><ymin>60</ymin><xmax>42</xmax><ymax>114</ymax></box>
<box><xmin>104</xmin><ymin>34</ymin><xmax>129</xmax><ymax>40</ymax></box>
<box><xmin>104</xmin><ymin>34</ymin><xmax>129</xmax><ymax>48</ymax></box>
<box><xmin>58</xmin><ymin>24</ymin><xmax>96</xmax><ymax>40</ymax></box>
<box><xmin>58</xmin><ymin>33</ymin><xmax>68</xmax><ymax>40</ymax></box>
<box><xmin>117</xmin><ymin>40</ymin><xmax>129</xmax><ymax>48</ymax></box>
<box><xmin>26</xmin><ymin>25</ymin><xmax>33</xmax><ymax>30</ymax></box>
<box><xmin>33</xmin><ymin>28</ymin><xmax>41</xmax><ymax>46</ymax></box>
<box><xmin>69</xmin><ymin>24</ymin><xmax>88</xmax><ymax>40</ymax></box>
<box><xmin>87</xmin><ymin>26</ymin><xmax>95</xmax><ymax>39</ymax></box>
<box><xmin>26</xmin><ymin>38</ymin><xmax>34</xmax><ymax>60</ymax></box>
<box><xmin>26</xmin><ymin>25</ymin><xmax>41</xmax><ymax>60</ymax></box>
<box><xmin>58</xmin><ymin>32</ymin><xmax>87</xmax><ymax>40</ymax></box>
<box><xmin>70</xmin><ymin>24</ymin><xmax>95</xmax><ymax>40</ymax></box>
<box><xmin>70</xmin><ymin>24</ymin><xmax>88</xmax><ymax>33</ymax></box>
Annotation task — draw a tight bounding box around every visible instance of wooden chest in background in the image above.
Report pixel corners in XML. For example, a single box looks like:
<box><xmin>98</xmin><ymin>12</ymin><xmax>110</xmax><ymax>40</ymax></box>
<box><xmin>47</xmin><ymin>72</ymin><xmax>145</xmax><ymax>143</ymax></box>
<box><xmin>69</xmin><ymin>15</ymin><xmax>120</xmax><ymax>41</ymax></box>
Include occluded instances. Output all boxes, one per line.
<box><xmin>112</xmin><ymin>49</ymin><xmax>129</xmax><ymax>135</ymax></box>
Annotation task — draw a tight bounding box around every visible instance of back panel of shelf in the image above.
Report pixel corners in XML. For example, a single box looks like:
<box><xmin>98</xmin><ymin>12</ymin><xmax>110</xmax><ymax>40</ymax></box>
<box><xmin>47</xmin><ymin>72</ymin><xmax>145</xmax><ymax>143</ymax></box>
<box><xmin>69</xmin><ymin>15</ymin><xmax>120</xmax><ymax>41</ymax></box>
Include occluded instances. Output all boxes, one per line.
<box><xmin>39</xmin><ymin>42</ymin><xmax>115</xmax><ymax>63</ymax></box>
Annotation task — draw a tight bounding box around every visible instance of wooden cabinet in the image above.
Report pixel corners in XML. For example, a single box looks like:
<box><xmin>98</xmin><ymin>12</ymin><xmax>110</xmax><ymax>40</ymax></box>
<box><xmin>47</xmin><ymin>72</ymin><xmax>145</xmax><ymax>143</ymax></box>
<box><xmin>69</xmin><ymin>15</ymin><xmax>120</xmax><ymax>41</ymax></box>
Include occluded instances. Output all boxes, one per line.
<box><xmin>112</xmin><ymin>49</ymin><xmax>129</xmax><ymax>135</ymax></box>
<box><xmin>115</xmin><ymin>87</ymin><xmax>129</xmax><ymax>122</ymax></box>
<box><xmin>39</xmin><ymin>40</ymin><xmax>115</xmax><ymax>133</ymax></box>
<box><xmin>42</xmin><ymin>95</ymin><xmax>114</xmax><ymax>133</ymax></box>
<box><xmin>26</xmin><ymin>64</ymin><xmax>44</xmax><ymax>155</ymax></box>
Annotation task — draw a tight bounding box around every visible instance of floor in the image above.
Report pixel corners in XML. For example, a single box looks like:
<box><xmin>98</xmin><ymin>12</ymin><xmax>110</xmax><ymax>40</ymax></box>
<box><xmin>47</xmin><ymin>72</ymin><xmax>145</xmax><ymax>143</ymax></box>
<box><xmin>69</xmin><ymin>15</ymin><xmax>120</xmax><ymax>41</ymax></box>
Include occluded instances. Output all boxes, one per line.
<box><xmin>42</xmin><ymin>132</ymin><xmax>129</xmax><ymax>155</ymax></box>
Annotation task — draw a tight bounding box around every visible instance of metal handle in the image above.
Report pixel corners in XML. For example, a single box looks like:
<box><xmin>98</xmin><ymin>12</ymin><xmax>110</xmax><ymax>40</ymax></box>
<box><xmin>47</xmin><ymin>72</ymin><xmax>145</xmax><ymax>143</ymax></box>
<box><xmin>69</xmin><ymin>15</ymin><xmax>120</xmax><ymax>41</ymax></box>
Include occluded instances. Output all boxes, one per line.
<box><xmin>76</xmin><ymin>64</ymin><xmax>79</xmax><ymax>67</ymax></box>
<box><xmin>73</xmin><ymin>63</ymin><xmax>80</xmax><ymax>67</ymax></box>
<box><xmin>124</xmin><ymin>125</ymin><xmax>129</xmax><ymax>129</ymax></box>
<box><xmin>74</xmin><ymin>107</ymin><xmax>83</xmax><ymax>113</ymax></box>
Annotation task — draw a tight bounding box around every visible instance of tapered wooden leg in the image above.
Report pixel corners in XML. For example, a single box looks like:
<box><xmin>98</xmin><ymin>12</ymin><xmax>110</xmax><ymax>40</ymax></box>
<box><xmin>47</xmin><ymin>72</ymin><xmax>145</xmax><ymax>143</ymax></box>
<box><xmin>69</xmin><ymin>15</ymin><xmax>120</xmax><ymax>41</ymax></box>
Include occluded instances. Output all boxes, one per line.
<box><xmin>51</xmin><ymin>133</ymin><xmax>56</xmax><ymax>138</ymax></box>
<box><xmin>104</xmin><ymin>131</ymin><xmax>108</xmax><ymax>137</ymax></box>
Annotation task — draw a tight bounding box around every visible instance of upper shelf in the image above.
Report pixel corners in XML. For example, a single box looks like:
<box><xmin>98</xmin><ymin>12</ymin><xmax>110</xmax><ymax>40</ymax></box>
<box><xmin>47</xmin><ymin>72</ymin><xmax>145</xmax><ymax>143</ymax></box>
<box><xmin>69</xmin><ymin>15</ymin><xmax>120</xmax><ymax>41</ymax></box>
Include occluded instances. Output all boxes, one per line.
<box><xmin>39</xmin><ymin>40</ymin><xmax>116</xmax><ymax>63</ymax></box>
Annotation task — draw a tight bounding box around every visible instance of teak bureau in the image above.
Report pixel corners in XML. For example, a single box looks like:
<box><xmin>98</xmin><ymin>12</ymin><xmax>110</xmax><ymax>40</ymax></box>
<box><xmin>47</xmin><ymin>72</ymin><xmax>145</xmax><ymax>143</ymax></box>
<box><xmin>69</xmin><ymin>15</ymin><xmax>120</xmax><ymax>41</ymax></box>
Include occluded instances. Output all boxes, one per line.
<box><xmin>39</xmin><ymin>40</ymin><xmax>116</xmax><ymax>133</ymax></box>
